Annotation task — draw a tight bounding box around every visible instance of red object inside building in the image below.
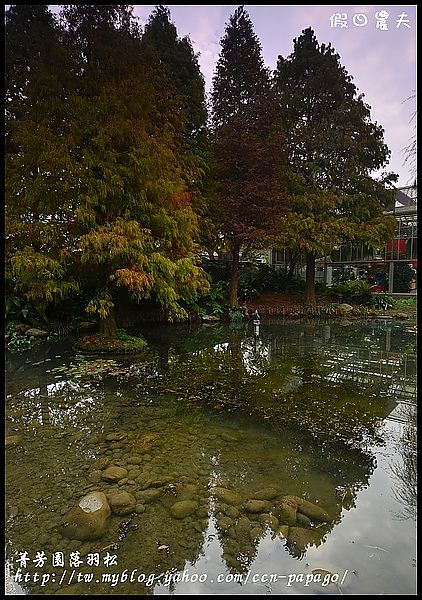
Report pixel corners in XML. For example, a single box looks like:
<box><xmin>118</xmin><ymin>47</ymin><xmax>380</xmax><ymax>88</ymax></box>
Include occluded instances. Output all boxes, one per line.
<box><xmin>386</xmin><ymin>239</ymin><xmax>406</xmax><ymax>254</ymax></box>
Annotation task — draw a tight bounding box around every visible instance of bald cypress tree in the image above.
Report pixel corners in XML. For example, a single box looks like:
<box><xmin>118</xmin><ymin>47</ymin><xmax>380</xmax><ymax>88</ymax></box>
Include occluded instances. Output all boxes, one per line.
<box><xmin>211</xmin><ymin>6</ymin><xmax>288</xmax><ymax>307</ymax></box>
<box><xmin>6</xmin><ymin>4</ymin><xmax>209</xmax><ymax>334</ymax></box>
<box><xmin>274</xmin><ymin>28</ymin><xmax>396</xmax><ymax>305</ymax></box>
<box><xmin>143</xmin><ymin>5</ymin><xmax>207</xmax><ymax>150</ymax></box>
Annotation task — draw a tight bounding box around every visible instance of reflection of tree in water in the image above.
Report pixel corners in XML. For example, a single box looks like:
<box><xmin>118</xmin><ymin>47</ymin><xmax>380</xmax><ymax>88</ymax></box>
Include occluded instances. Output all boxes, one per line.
<box><xmin>210</xmin><ymin>419</ymin><xmax>376</xmax><ymax>567</ymax></box>
<box><xmin>390</xmin><ymin>403</ymin><xmax>417</xmax><ymax>521</ymax></box>
<box><xmin>5</xmin><ymin>320</ymin><xmax>416</xmax><ymax>592</ymax></box>
<box><xmin>156</xmin><ymin>323</ymin><xmax>408</xmax><ymax>451</ymax></box>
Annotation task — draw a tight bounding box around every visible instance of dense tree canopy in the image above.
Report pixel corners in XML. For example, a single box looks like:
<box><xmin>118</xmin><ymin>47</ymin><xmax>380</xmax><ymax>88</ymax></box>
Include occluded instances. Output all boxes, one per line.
<box><xmin>211</xmin><ymin>6</ymin><xmax>289</xmax><ymax>306</ymax></box>
<box><xmin>274</xmin><ymin>28</ymin><xmax>397</xmax><ymax>304</ymax></box>
<box><xmin>5</xmin><ymin>6</ymin><xmax>398</xmax><ymax>328</ymax></box>
<box><xmin>5</xmin><ymin>4</ymin><xmax>209</xmax><ymax>334</ymax></box>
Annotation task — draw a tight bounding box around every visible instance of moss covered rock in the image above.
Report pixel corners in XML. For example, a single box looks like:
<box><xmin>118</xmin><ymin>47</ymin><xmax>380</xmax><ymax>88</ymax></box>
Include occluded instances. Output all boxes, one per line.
<box><xmin>294</xmin><ymin>497</ymin><xmax>331</xmax><ymax>522</ymax></box>
<box><xmin>212</xmin><ymin>487</ymin><xmax>242</xmax><ymax>506</ymax></box>
<box><xmin>102</xmin><ymin>466</ymin><xmax>128</xmax><ymax>481</ymax></box>
<box><xmin>274</xmin><ymin>495</ymin><xmax>298</xmax><ymax>525</ymax></box>
<box><xmin>287</xmin><ymin>526</ymin><xmax>323</xmax><ymax>557</ymax></box>
<box><xmin>107</xmin><ymin>491</ymin><xmax>136</xmax><ymax>516</ymax></box>
<box><xmin>170</xmin><ymin>500</ymin><xmax>198</xmax><ymax>519</ymax></box>
<box><xmin>245</xmin><ymin>500</ymin><xmax>272</xmax><ymax>514</ymax></box>
<box><xmin>59</xmin><ymin>491</ymin><xmax>111</xmax><ymax>541</ymax></box>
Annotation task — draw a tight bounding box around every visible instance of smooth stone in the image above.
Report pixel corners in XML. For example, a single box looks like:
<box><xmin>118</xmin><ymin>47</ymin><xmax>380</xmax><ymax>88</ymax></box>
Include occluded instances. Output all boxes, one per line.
<box><xmin>252</xmin><ymin>487</ymin><xmax>279</xmax><ymax>501</ymax></box>
<box><xmin>170</xmin><ymin>500</ymin><xmax>198</xmax><ymax>519</ymax></box>
<box><xmin>296</xmin><ymin>512</ymin><xmax>312</xmax><ymax>528</ymax></box>
<box><xmin>102</xmin><ymin>466</ymin><xmax>128</xmax><ymax>481</ymax></box>
<box><xmin>117</xmin><ymin>478</ymin><xmax>128</xmax><ymax>486</ymax></box>
<box><xmin>127</xmin><ymin>470</ymin><xmax>141</xmax><ymax>479</ymax></box>
<box><xmin>58</xmin><ymin>491</ymin><xmax>110</xmax><ymax>541</ymax></box>
<box><xmin>258</xmin><ymin>513</ymin><xmax>279</xmax><ymax>530</ymax></box>
<box><xmin>220</xmin><ymin>504</ymin><xmax>240</xmax><ymax>518</ymax></box>
<box><xmin>294</xmin><ymin>497</ymin><xmax>331</xmax><ymax>522</ymax></box>
<box><xmin>212</xmin><ymin>487</ymin><xmax>242</xmax><ymax>506</ymax></box>
<box><xmin>245</xmin><ymin>500</ymin><xmax>272</xmax><ymax>514</ymax></box>
<box><xmin>173</xmin><ymin>483</ymin><xmax>198</xmax><ymax>501</ymax></box>
<box><xmin>107</xmin><ymin>491</ymin><xmax>136</xmax><ymax>516</ymax></box>
<box><xmin>274</xmin><ymin>495</ymin><xmax>298</xmax><ymax>526</ymax></box>
<box><xmin>135</xmin><ymin>504</ymin><xmax>146</xmax><ymax>514</ymax></box>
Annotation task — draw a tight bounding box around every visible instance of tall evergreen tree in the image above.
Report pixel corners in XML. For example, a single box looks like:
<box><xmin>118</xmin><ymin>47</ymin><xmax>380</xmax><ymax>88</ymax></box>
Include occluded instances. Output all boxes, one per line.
<box><xmin>274</xmin><ymin>28</ymin><xmax>397</xmax><ymax>304</ymax></box>
<box><xmin>6</xmin><ymin>4</ymin><xmax>209</xmax><ymax>335</ymax></box>
<box><xmin>5</xmin><ymin>4</ymin><xmax>80</xmax><ymax>307</ymax></box>
<box><xmin>211</xmin><ymin>6</ymin><xmax>288</xmax><ymax>306</ymax></box>
<box><xmin>143</xmin><ymin>5</ymin><xmax>207</xmax><ymax>150</ymax></box>
<box><xmin>143</xmin><ymin>5</ymin><xmax>212</xmax><ymax>248</ymax></box>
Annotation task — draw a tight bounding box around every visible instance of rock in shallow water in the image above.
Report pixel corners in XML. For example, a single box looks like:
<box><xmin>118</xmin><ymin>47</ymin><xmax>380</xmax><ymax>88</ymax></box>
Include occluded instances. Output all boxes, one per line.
<box><xmin>252</xmin><ymin>487</ymin><xmax>279</xmax><ymax>501</ymax></box>
<box><xmin>212</xmin><ymin>487</ymin><xmax>242</xmax><ymax>506</ymax></box>
<box><xmin>287</xmin><ymin>526</ymin><xmax>323</xmax><ymax>556</ymax></box>
<box><xmin>294</xmin><ymin>497</ymin><xmax>331</xmax><ymax>522</ymax></box>
<box><xmin>101</xmin><ymin>466</ymin><xmax>128</xmax><ymax>481</ymax></box>
<box><xmin>107</xmin><ymin>491</ymin><xmax>136</xmax><ymax>515</ymax></box>
<box><xmin>58</xmin><ymin>491</ymin><xmax>111</xmax><ymax>541</ymax></box>
<box><xmin>245</xmin><ymin>500</ymin><xmax>272</xmax><ymax>514</ymax></box>
<box><xmin>274</xmin><ymin>495</ymin><xmax>298</xmax><ymax>526</ymax></box>
<box><xmin>170</xmin><ymin>500</ymin><xmax>198</xmax><ymax>519</ymax></box>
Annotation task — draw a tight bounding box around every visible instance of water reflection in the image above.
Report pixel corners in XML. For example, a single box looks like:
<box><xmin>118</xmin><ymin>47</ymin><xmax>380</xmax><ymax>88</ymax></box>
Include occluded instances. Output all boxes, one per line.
<box><xmin>5</xmin><ymin>320</ymin><xmax>416</xmax><ymax>595</ymax></box>
<box><xmin>390</xmin><ymin>403</ymin><xmax>417</xmax><ymax>521</ymax></box>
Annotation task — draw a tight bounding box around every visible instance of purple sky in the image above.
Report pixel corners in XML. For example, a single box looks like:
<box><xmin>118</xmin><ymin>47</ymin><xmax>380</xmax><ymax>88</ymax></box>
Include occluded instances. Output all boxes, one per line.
<box><xmin>8</xmin><ymin>5</ymin><xmax>416</xmax><ymax>187</ymax></box>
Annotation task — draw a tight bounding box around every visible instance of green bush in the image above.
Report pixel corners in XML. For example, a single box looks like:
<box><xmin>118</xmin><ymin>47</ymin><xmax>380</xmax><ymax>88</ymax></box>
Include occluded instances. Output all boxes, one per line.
<box><xmin>331</xmin><ymin>280</ymin><xmax>373</xmax><ymax>305</ymax></box>
<box><xmin>371</xmin><ymin>293</ymin><xmax>395</xmax><ymax>310</ymax></box>
<box><xmin>5</xmin><ymin>294</ymin><xmax>49</xmax><ymax>328</ymax></box>
<box><xmin>228</xmin><ymin>306</ymin><xmax>245</xmax><ymax>323</ymax></box>
<box><xmin>393</xmin><ymin>263</ymin><xmax>416</xmax><ymax>293</ymax></box>
<box><xmin>188</xmin><ymin>281</ymin><xmax>228</xmax><ymax>317</ymax></box>
<box><xmin>238</xmin><ymin>264</ymin><xmax>304</xmax><ymax>298</ymax></box>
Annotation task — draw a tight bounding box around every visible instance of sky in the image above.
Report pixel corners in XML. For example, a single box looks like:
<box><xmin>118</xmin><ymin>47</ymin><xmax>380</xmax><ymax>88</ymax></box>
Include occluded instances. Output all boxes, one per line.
<box><xmin>7</xmin><ymin>4</ymin><xmax>417</xmax><ymax>187</ymax></box>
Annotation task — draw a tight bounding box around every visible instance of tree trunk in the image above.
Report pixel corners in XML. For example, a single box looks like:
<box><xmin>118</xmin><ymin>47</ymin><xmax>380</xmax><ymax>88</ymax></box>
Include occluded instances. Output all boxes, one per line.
<box><xmin>229</xmin><ymin>242</ymin><xmax>240</xmax><ymax>307</ymax></box>
<box><xmin>304</xmin><ymin>252</ymin><xmax>316</xmax><ymax>306</ymax></box>
<box><xmin>99</xmin><ymin>307</ymin><xmax>118</xmax><ymax>337</ymax></box>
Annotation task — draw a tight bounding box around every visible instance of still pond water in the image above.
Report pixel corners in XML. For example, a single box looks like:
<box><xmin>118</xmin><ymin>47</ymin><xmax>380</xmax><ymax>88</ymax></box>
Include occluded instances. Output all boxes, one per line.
<box><xmin>5</xmin><ymin>318</ymin><xmax>417</xmax><ymax>595</ymax></box>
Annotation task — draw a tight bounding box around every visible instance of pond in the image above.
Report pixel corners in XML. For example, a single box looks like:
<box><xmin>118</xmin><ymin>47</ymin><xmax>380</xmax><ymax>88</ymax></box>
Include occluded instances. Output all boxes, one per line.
<box><xmin>5</xmin><ymin>318</ymin><xmax>417</xmax><ymax>595</ymax></box>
